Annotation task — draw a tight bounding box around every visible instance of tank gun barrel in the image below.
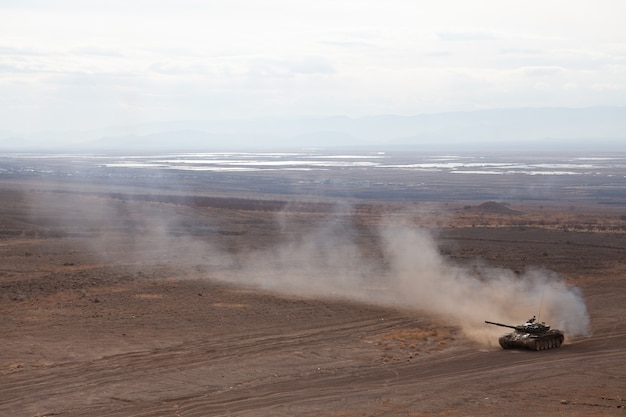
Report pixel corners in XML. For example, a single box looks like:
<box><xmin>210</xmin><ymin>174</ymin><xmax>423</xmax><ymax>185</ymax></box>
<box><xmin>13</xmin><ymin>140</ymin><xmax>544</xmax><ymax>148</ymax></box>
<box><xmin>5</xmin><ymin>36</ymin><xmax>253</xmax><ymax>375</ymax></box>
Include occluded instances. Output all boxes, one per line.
<box><xmin>485</xmin><ymin>320</ymin><xmax>518</xmax><ymax>330</ymax></box>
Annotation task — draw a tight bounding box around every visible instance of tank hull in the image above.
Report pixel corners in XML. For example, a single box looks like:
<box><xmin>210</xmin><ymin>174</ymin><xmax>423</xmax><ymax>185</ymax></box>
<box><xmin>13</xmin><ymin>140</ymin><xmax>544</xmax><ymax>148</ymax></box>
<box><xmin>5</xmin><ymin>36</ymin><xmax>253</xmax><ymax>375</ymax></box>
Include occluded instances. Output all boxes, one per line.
<box><xmin>498</xmin><ymin>330</ymin><xmax>564</xmax><ymax>351</ymax></box>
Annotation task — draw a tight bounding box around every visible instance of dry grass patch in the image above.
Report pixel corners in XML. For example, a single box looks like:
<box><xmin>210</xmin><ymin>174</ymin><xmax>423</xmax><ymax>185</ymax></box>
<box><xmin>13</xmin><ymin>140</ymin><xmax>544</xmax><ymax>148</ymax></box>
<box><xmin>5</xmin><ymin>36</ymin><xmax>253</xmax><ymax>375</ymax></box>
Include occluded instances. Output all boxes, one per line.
<box><xmin>133</xmin><ymin>293</ymin><xmax>163</xmax><ymax>300</ymax></box>
<box><xmin>376</xmin><ymin>324</ymin><xmax>456</xmax><ymax>362</ymax></box>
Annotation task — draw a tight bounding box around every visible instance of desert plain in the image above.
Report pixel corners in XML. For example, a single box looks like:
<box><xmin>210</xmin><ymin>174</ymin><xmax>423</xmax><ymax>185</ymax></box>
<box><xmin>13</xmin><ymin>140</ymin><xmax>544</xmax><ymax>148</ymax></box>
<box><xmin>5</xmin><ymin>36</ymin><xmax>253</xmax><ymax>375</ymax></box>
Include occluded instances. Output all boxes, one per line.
<box><xmin>0</xmin><ymin>152</ymin><xmax>625</xmax><ymax>417</ymax></box>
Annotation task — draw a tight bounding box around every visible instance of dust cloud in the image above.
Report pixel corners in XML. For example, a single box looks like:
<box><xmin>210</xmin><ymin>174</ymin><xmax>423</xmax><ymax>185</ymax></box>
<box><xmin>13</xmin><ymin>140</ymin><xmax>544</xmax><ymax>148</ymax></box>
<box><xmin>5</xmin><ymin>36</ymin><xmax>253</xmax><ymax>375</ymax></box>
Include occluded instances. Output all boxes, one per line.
<box><xmin>376</xmin><ymin>225</ymin><xmax>590</xmax><ymax>344</ymax></box>
<box><xmin>235</xmin><ymin>213</ymin><xmax>590</xmax><ymax>346</ymax></box>
<box><xmin>24</xmin><ymin>186</ymin><xmax>229</xmax><ymax>269</ymax></box>
<box><xmin>25</xmin><ymin>186</ymin><xmax>590</xmax><ymax>346</ymax></box>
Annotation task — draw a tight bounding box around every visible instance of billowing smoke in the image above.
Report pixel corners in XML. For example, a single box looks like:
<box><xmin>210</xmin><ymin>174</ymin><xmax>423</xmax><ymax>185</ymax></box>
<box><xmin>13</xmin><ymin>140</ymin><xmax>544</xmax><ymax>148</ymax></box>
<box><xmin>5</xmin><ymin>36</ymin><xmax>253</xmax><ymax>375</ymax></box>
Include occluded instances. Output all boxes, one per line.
<box><xmin>24</xmin><ymin>183</ymin><xmax>590</xmax><ymax>347</ymax></box>
<box><xmin>377</xmin><ymin>225</ymin><xmax>590</xmax><ymax>344</ymax></box>
<box><xmin>23</xmin><ymin>186</ymin><xmax>228</xmax><ymax>269</ymax></box>
<box><xmin>234</xmin><ymin>204</ymin><xmax>376</xmax><ymax>298</ymax></box>
<box><xmin>235</xmin><ymin>214</ymin><xmax>590</xmax><ymax>346</ymax></box>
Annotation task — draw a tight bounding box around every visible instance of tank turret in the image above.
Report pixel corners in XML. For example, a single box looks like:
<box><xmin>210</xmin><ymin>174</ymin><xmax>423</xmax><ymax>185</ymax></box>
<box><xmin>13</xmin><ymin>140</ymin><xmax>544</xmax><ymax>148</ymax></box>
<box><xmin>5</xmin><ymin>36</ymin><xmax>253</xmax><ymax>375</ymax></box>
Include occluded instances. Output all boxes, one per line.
<box><xmin>485</xmin><ymin>317</ymin><xmax>564</xmax><ymax>350</ymax></box>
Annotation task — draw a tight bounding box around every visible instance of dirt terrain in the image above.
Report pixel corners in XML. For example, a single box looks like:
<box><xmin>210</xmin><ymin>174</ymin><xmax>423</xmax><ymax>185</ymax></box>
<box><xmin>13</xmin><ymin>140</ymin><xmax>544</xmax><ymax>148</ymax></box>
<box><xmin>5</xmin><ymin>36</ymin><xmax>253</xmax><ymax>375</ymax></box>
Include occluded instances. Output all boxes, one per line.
<box><xmin>1</xmin><ymin>174</ymin><xmax>625</xmax><ymax>417</ymax></box>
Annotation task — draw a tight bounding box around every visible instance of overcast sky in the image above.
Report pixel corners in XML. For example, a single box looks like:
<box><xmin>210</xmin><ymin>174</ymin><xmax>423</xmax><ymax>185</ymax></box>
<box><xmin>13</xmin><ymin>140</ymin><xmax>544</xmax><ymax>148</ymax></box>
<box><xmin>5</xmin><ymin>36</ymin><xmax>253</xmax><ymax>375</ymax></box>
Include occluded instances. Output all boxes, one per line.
<box><xmin>1</xmin><ymin>0</ymin><xmax>625</xmax><ymax>133</ymax></box>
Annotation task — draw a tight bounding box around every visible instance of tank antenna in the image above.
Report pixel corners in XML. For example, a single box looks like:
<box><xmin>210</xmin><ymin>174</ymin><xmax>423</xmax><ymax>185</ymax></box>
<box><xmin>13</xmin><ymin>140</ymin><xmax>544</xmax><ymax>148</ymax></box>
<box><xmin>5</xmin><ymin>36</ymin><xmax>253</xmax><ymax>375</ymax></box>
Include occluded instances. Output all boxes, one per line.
<box><xmin>537</xmin><ymin>287</ymin><xmax>545</xmax><ymax>322</ymax></box>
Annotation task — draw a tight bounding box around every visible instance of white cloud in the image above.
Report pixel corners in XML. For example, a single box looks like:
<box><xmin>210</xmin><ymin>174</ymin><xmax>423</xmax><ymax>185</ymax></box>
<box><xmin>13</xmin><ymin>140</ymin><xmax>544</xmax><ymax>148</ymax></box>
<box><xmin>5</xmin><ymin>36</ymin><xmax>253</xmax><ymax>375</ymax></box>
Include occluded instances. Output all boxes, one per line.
<box><xmin>521</xmin><ymin>66</ymin><xmax>568</xmax><ymax>77</ymax></box>
<box><xmin>1</xmin><ymin>0</ymin><xmax>625</xmax><ymax>132</ymax></box>
<box><xmin>437</xmin><ymin>31</ymin><xmax>497</xmax><ymax>41</ymax></box>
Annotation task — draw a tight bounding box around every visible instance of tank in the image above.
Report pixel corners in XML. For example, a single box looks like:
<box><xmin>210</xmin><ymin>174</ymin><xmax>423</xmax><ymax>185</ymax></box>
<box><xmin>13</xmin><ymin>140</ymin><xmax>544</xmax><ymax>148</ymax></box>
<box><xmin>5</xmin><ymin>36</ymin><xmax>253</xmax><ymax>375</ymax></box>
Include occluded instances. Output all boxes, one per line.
<box><xmin>485</xmin><ymin>316</ymin><xmax>564</xmax><ymax>350</ymax></box>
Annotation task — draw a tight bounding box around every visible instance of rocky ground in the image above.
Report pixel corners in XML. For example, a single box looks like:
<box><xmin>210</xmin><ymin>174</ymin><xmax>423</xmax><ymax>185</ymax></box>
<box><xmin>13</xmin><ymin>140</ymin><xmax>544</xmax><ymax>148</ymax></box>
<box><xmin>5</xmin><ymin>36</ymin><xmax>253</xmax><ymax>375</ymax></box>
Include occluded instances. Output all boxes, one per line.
<box><xmin>0</xmin><ymin>179</ymin><xmax>625</xmax><ymax>417</ymax></box>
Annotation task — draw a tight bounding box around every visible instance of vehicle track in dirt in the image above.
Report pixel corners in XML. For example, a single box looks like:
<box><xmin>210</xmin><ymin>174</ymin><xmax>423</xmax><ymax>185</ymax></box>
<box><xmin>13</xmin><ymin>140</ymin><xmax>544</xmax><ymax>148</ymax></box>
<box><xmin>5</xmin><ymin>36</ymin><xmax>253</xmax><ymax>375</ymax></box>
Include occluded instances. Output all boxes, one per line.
<box><xmin>3</xmin><ymin>294</ymin><xmax>624</xmax><ymax>417</ymax></box>
<box><xmin>1</xmin><ymin>180</ymin><xmax>625</xmax><ymax>417</ymax></box>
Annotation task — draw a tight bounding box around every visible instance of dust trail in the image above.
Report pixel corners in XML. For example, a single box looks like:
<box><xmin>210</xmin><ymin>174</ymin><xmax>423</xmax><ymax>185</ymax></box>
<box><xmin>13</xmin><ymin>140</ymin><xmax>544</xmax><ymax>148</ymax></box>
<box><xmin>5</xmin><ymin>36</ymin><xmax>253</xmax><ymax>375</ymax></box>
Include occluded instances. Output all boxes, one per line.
<box><xmin>377</xmin><ymin>225</ymin><xmax>590</xmax><ymax>344</ymax></box>
<box><xmin>236</xmin><ymin>213</ymin><xmax>590</xmax><ymax>346</ymax></box>
<box><xmin>236</xmin><ymin>203</ymin><xmax>376</xmax><ymax>298</ymax></box>
<box><xmin>24</xmin><ymin>186</ymin><xmax>229</xmax><ymax>269</ymax></box>
<box><xmin>24</xmin><ymin>181</ymin><xmax>590</xmax><ymax>346</ymax></box>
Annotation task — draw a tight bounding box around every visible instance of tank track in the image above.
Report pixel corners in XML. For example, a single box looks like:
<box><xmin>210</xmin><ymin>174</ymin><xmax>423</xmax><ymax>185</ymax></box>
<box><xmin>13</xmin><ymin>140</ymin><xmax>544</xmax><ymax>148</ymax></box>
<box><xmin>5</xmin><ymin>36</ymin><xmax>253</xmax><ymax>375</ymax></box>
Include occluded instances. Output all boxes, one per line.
<box><xmin>499</xmin><ymin>332</ymin><xmax>564</xmax><ymax>351</ymax></box>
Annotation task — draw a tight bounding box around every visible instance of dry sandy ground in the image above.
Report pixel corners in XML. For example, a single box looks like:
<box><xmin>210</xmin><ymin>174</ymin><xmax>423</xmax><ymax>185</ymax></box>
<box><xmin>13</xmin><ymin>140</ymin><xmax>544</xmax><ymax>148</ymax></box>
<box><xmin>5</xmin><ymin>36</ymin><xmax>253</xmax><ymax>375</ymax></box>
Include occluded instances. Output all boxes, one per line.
<box><xmin>0</xmin><ymin>184</ymin><xmax>625</xmax><ymax>417</ymax></box>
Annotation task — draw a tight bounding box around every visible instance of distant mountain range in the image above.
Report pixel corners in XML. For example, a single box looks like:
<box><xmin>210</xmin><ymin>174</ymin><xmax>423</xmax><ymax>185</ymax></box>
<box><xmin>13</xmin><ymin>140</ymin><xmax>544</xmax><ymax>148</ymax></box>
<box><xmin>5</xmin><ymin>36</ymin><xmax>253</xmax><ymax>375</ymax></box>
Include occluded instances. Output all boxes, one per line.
<box><xmin>1</xmin><ymin>107</ymin><xmax>625</xmax><ymax>152</ymax></box>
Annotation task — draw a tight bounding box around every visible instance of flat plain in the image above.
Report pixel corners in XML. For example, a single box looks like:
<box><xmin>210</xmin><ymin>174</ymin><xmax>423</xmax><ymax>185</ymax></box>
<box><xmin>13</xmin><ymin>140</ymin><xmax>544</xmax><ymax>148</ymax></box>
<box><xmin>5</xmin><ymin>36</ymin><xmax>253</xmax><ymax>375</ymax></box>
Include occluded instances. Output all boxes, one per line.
<box><xmin>1</xmin><ymin>152</ymin><xmax>625</xmax><ymax>416</ymax></box>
